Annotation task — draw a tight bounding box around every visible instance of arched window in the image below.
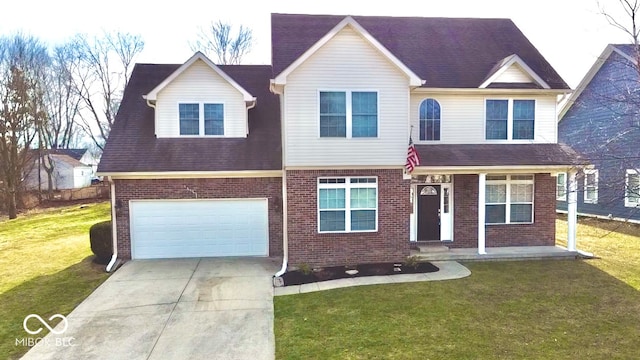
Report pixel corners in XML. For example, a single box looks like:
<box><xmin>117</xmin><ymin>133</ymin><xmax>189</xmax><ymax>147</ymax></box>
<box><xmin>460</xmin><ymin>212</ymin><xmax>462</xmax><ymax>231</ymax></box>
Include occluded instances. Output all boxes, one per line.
<box><xmin>419</xmin><ymin>99</ymin><xmax>441</xmax><ymax>141</ymax></box>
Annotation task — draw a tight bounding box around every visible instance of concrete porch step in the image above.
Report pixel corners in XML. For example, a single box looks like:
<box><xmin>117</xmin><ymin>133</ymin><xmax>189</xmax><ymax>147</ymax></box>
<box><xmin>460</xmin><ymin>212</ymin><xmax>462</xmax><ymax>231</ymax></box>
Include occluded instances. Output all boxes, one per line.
<box><xmin>410</xmin><ymin>246</ymin><xmax>580</xmax><ymax>262</ymax></box>
<box><xmin>416</xmin><ymin>244</ymin><xmax>450</xmax><ymax>253</ymax></box>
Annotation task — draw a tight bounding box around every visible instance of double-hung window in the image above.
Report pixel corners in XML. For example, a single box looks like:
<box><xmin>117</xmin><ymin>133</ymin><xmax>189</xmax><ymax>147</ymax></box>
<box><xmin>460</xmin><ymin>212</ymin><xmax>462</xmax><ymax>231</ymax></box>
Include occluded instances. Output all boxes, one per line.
<box><xmin>556</xmin><ymin>172</ymin><xmax>567</xmax><ymax>201</ymax></box>
<box><xmin>485</xmin><ymin>99</ymin><xmax>535</xmax><ymax>140</ymax></box>
<box><xmin>583</xmin><ymin>169</ymin><xmax>598</xmax><ymax>204</ymax></box>
<box><xmin>318</xmin><ymin>177</ymin><xmax>378</xmax><ymax>232</ymax></box>
<box><xmin>625</xmin><ymin>169</ymin><xmax>639</xmax><ymax>207</ymax></box>
<box><xmin>179</xmin><ymin>103</ymin><xmax>224</xmax><ymax>136</ymax></box>
<box><xmin>485</xmin><ymin>174</ymin><xmax>534</xmax><ymax>224</ymax></box>
<box><xmin>319</xmin><ymin>91</ymin><xmax>378</xmax><ymax>138</ymax></box>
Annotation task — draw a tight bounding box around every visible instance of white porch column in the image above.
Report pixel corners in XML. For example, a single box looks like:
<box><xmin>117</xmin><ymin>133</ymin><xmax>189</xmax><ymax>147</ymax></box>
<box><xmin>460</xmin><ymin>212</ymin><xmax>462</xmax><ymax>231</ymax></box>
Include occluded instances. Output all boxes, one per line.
<box><xmin>478</xmin><ymin>173</ymin><xmax>487</xmax><ymax>255</ymax></box>
<box><xmin>567</xmin><ymin>170</ymin><xmax>578</xmax><ymax>251</ymax></box>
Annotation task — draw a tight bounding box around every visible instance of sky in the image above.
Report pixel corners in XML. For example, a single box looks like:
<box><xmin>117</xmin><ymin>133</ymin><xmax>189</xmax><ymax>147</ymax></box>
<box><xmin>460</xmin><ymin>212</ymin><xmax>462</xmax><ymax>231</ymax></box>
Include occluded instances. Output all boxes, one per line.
<box><xmin>0</xmin><ymin>0</ymin><xmax>635</xmax><ymax>88</ymax></box>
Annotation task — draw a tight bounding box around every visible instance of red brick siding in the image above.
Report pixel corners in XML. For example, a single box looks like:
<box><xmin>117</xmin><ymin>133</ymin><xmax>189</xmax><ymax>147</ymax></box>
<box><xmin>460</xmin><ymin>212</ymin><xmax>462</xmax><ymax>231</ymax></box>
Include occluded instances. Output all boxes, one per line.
<box><xmin>287</xmin><ymin>169</ymin><xmax>410</xmax><ymax>268</ymax></box>
<box><xmin>451</xmin><ymin>173</ymin><xmax>556</xmax><ymax>248</ymax></box>
<box><xmin>113</xmin><ymin>178</ymin><xmax>283</xmax><ymax>259</ymax></box>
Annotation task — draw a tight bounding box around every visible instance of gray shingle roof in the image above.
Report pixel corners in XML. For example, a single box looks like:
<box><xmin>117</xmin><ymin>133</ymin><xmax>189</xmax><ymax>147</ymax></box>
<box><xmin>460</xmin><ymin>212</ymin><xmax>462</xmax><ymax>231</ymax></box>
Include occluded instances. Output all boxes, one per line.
<box><xmin>415</xmin><ymin>143</ymin><xmax>585</xmax><ymax>167</ymax></box>
<box><xmin>98</xmin><ymin>64</ymin><xmax>281</xmax><ymax>173</ymax></box>
<box><xmin>271</xmin><ymin>13</ymin><xmax>569</xmax><ymax>89</ymax></box>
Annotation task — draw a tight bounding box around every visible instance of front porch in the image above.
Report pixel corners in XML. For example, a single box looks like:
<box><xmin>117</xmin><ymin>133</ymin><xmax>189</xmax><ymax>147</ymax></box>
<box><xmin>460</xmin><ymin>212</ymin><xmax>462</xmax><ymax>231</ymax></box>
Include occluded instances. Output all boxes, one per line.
<box><xmin>410</xmin><ymin>244</ymin><xmax>580</xmax><ymax>261</ymax></box>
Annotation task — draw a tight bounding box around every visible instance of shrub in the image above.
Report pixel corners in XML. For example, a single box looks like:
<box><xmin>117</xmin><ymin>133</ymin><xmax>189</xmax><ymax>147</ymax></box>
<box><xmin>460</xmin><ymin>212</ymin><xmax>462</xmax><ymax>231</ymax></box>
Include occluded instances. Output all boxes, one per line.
<box><xmin>90</xmin><ymin>221</ymin><xmax>112</xmax><ymax>264</ymax></box>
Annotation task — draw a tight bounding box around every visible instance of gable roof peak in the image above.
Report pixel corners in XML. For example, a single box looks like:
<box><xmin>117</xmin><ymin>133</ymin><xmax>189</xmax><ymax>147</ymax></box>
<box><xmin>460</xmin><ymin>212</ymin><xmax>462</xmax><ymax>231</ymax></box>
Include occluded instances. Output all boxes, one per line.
<box><xmin>272</xmin><ymin>15</ymin><xmax>424</xmax><ymax>87</ymax></box>
<box><xmin>144</xmin><ymin>52</ymin><xmax>255</xmax><ymax>103</ymax></box>
<box><xmin>479</xmin><ymin>53</ymin><xmax>550</xmax><ymax>89</ymax></box>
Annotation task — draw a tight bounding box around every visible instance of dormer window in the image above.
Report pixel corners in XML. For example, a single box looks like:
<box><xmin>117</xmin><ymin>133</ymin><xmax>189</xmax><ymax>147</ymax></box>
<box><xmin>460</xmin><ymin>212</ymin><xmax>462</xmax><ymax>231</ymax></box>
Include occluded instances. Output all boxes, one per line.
<box><xmin>179</xmin><ymin>103</ymin><xmax>224</xmax><ymax>136</ymax></box>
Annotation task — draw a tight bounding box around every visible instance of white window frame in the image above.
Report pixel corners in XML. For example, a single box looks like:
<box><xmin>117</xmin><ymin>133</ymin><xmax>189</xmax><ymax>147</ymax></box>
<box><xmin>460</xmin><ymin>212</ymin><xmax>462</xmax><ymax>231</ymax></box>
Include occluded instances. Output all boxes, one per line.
<box><xmin>625</xmin><ymin>169</ymin><xmax>640</xmax><ymax>207</ymax></box>
<box><xmin>485</xmin><ymin>174</ymin><xmax>535</xmax><ymax>224</ymax></box>
<box><xmin>418</xmin><ymin>98</ymin><xmax>442</xmax><ymax>142</ymax></box>
<box><xmin>583</xmin><ymin>169</ymin><xmax>598</xmax><ymax>204</ymax></box>
<box><xmin>317</xmin><ymin>90</ymin><xmax>379</xmax><ymax>139</ymax></box>
<box><xmin>556</xmin><ymin>172</ymin><xmax>567</xmax><ymax>201</ymax></box>
<box><xmin>178</xmin><ymin>102</ymin><xmax>225</xmax><ymax>137</ymax></box>
<box><xmin>317</xmin><ymin>176</ymin><xmax>378</xmax><ymax>233</ymax></box>
<box><xmin>484</xmin><ymin>98</ymin><xmax>536</xmax><ymax>141</ymax></box>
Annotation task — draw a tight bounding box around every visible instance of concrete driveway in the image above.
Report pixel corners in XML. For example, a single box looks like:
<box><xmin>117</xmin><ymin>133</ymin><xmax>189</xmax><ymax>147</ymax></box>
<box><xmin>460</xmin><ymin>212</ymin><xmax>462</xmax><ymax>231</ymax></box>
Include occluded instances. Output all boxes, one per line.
<box><xmin>21</xmin><ymin>257</ymin><xmax>280</xmax><ymax>360</ymax></box>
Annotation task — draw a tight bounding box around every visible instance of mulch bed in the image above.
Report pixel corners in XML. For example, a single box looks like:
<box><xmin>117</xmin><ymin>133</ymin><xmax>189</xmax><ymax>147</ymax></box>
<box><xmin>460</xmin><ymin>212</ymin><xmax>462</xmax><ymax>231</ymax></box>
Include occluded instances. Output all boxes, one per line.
<box><xmin>281</xmin><ymin>262</ymin><xmax>439</xmax><ymax>286</ymax></box>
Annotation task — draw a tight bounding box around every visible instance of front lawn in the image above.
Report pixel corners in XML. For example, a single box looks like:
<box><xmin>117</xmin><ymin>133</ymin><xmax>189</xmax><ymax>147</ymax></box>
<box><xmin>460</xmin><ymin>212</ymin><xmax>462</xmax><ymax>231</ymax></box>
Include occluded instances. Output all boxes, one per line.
<box><xmin>275</xmin><ymin>218</ymin><xmax>640</xmax><ymax>359</ymax></box>
<box><xmin>0</xmin><ymin>201</ymin><xmax>111</xmax><ymax>359</ymax></box>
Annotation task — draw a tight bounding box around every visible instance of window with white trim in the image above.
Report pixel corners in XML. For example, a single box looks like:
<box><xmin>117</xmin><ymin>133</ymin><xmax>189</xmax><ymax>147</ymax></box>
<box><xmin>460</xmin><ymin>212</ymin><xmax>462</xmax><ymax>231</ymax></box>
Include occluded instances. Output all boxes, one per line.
<box><xmin>419</xmin><ymin>98</ymin><xmax>441</xmax><ymax>141</ymax></box>
<box><xmin>556</xmin><ymin>172</ymin><xmax>567</xmax><ymax>201</ymax></box>
<box><xmin>625</xmin><ymin>169</ymin><xmax>640</xmax><ymax>207</ymax></box>
<box><xmin>584</xmin><ymin>169</ymin><xmax>598</xmax><ymax>204</ymax></box>
<box><xmin>319</xmin><ymin>91</ymin><xmax>378</xmax><ymax>138</ymax></box>
<box><xmin>179</xmin><ymin>103</ymin><xmax>224</xmax><ymax>136</ymax></box>
<box><xmin>318</xmin><ymin>177</ymin><xmax>377</xmax><ymax>232</ymax></box>
<box><xmin>485</xmin><ymin>174</ymin><xmax>534</xmax><ymax>224</ymax></box>
<box><xmin>485</xmin><ymin>99</ymin><xmax>535</xmax><ymax>140</ymax></box>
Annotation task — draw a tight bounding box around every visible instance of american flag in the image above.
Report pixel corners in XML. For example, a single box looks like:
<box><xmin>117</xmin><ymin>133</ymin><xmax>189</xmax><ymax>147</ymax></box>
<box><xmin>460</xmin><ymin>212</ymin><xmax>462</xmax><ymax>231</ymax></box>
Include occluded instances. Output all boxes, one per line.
<box><xmin>406</xmin><ymin>136</ymin><xmax>420</xmax><ymax>173</ymax></box>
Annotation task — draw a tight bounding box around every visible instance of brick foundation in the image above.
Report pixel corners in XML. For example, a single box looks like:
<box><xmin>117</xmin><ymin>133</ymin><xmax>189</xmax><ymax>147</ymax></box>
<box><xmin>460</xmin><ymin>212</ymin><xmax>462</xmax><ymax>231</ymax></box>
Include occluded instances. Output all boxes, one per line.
<box><xmin>113</xmin><ymin>177</ymin><xmax>283</xmax><ymax>259</ymax></box>
<box><xmin>286</xmin><ymin>169</ymin><xmax>411</xmax><ymax>268</ymax></box>
<box><xmin>450</xmin><ymin>173</ymin><xmax>556</xmax><ymax>248</ymax></box>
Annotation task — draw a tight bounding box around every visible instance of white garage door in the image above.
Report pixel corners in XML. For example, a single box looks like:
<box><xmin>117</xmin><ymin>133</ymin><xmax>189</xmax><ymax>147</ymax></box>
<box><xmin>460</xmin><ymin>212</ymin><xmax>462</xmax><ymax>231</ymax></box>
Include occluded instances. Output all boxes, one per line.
<box><xmin>130</xmin><ymin>199</ymin><xmax>268</xmax><ymax>259</ymax></box>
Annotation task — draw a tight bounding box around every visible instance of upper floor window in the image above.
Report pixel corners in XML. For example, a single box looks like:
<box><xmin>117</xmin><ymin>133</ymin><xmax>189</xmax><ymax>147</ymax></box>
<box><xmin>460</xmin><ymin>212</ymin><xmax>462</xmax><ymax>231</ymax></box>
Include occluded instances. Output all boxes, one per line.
<box><xmin>319</xmin><ymin>91</ymin><xmax>378</xmax><ymax>138</ymax></box>
<box><xmin>556</xmin><ymin>172</ymin><xmax>567</xmax><ymax>201</ymax></box>
<box><xmin>625</xmin><ymin>169</ymin><xmax>639</xmax><ymax>207</ymax></box>
<box><xmin>419</xmin><ymin>98</ymin><xmax>441</xmax><ymax>141</ymax></box>
<box><xmin>485</xmin><ymin>174</ymin><xmax>534</xmax><ymax>224</ymax></box>
<box><xmin>583</xmin><ymin>169</ymin><xmax>598</xmax><ymax>204</ymax></box>
<box><xmin>485</xmin><ymin>99</ymin><xmax>535</xmax><ymax>140</ymax></box>
<box><xmin>179</xmin><ymin>103</ymin><xmax>224</xmax><ymax>136</ymax></box>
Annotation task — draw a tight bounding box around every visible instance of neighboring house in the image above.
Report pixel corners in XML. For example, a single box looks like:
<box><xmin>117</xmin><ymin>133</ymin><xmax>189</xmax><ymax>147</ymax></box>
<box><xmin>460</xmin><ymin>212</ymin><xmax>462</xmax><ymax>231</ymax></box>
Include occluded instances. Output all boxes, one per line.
<box><xmin>25</xmin><ymin>154</ymin><xmax>93</xmax><ymax>190</ymax></box>
<box><xmin>557</xmin><ymin>44</ymin><xmax>640</xmax><ymax>223</ymax></box>
<box><xmin>51</xmin><ymin>148</ymin><xmax>100</xmax><ymax>177</ymax></box>
<box><xmin>98</xmin><ymin>14</ymin><xmax>583</xmax><ymax>267</ymax></box>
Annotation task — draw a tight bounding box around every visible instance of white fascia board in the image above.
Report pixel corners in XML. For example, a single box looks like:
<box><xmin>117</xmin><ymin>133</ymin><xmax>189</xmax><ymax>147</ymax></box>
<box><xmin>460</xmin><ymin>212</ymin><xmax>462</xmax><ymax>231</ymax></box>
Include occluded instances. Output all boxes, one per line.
<box><xmin>98</xmin><ymin>170</ymin><xmax>283</xmax><ymax>179</ymax></box>
<box><xmin>412</xmin><ymin>164</ymin><xmax>579</xmax><ymax>174</ymax></box>
<box><xmin>272</xmin><ymin>16</ymin><xmax>424</xmax><ymax>87</ymax></box>
<box><xmin>479</xmin><ymin>54</ymin><xmax>551</xmax><ymax>90</ymax></box>
<box><xmin>143</xmin><ymin>52</ymin><xmax>255</xmax><ymax>103</ymax></box>
<box><xmin>558</xmin><ymin>45</ymin><xmax>616</xmax><ymax>121</ymax></box>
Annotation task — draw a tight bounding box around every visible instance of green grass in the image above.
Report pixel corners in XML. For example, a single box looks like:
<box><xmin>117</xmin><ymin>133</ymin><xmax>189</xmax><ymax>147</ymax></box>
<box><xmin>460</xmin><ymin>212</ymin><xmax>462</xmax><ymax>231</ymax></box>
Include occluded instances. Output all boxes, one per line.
<box><xmin>275</xmin><ymin>217</ymin><xmax>640</xmax><ymax>359</ymax></box>
<box><xmin>0</xmin><ymin>202</ymin><xmax>111</xmax><ymax>359</ymax></box>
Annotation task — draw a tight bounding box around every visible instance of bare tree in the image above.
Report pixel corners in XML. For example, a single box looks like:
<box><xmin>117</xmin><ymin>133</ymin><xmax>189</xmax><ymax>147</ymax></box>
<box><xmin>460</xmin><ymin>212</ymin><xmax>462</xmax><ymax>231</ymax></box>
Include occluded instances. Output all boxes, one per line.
<box><xmin>72</xmin><ymin>32</ymin><xmax>144</xmax><ymax>150</ymax></box>
<box><xmin>190</xmin><ymin>21</ymin><xmax>253</xmax><ymax>64</ymax></box>
<box><xmin>0</xmin><ymin>34</ymin><xmax>49</xmax><ymax>219</ymax></box>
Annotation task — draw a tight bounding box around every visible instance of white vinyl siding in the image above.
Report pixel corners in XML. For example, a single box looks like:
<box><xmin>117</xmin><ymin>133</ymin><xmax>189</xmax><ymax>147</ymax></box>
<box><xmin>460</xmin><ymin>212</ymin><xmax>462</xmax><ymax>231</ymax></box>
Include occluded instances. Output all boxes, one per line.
<box><xmin>284</xmin><ymin>27</ymin><xmax>410</xmax><ymax>166</ymax></box>
<box><xmin>410</xmin><ymin>93</ymin><xmax>557</xmax><ymax>144</ymax></box>
<box><xmin>155</xmin><ymin>59</ymin><xmax>247</xmax><ymax>138</ymax></box>
<box><xmin>493</xmin><ymin>64</ymin><xmax>533</xmax><ymax>83</ymax></box>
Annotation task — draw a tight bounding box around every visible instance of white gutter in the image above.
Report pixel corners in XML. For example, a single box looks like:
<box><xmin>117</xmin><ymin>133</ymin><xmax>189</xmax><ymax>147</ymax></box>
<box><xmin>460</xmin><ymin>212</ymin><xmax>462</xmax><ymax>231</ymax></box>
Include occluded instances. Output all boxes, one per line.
<box><xmin>106</xmin><ymin>177</ymin><xmax>118</xmax><ymax>272</ymax></box>
<box><xmin>272</xmin><ymin>84</ymin><xmax>288</xmax><ymax>282</ymax></box>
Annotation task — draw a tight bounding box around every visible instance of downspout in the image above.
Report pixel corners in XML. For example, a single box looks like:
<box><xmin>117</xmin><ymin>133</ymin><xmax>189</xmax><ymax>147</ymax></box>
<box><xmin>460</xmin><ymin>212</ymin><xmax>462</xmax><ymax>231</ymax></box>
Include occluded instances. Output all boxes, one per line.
<box><xmin>106</xmin><ymin>177</ymin><xmax>119</xmax><ymax>272</ymax></box>
<box><xmin>272</xmin><ymin>82</ymin><xmax>288</xmax><ymax>281</ymax></box>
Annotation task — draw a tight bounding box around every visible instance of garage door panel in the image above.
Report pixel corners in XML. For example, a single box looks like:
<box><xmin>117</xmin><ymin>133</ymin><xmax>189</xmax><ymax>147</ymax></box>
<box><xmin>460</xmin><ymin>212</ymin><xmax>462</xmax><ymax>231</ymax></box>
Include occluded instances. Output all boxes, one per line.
<box><xmin>130</xmin><ymin>199</ymin><xmax>268</xmax><ymax>259</ymax></box>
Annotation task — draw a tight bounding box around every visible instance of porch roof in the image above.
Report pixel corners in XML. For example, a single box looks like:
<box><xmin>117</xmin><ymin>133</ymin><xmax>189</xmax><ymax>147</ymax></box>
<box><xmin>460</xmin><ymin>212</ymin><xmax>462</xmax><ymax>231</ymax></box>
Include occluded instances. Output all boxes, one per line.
<box><xmin>414</xmin><ymin>143</ymin><xmax>585</xmax><ymax>168</ymax></box>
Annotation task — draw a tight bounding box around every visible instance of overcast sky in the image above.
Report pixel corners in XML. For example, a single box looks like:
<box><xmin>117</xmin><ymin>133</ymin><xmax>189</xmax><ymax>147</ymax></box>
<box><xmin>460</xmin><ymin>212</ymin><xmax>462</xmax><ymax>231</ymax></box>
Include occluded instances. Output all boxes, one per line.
<box><xmin>0</xmin><ymin>0</ymin><xmax>634</xmax><ymax>88</ymax></box>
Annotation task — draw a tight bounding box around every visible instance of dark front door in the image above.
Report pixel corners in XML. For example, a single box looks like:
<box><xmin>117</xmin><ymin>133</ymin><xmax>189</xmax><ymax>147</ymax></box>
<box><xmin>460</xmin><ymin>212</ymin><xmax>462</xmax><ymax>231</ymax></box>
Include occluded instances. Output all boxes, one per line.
<box><xmin>417</xmin><ymin>185</ymin><xmax>441</xmax><ymax>241</ymax></box>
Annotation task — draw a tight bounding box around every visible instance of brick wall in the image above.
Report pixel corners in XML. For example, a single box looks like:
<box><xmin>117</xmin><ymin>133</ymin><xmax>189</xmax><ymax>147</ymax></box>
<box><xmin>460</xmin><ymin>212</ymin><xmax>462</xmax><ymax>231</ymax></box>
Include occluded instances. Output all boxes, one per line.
<box><xmin>113</xmin><ymin>177</ymin><xmax>283</xmax><ymax>259</ymax></box>
<box><xmin>286</xmin><ymin>169</ymin><xmax>410</xmax><ymax>267</ymax></box>
<box><xmin>450</xmin><ymin>173</ymin><xmax>556</xmax><ymax>248</ymax></box>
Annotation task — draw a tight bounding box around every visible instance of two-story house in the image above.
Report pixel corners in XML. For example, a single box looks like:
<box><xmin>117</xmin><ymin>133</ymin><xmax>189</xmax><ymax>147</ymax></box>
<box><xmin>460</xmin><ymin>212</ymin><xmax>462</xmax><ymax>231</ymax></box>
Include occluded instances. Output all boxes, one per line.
<box><xmin>98</xmin><ymin>13</ymin><xmax>583</xmax><ymax>272</ymax></box>
<box><xmin>557</xmin><ymin>44</ymin><xmax>640</xmax><ymax>222</ymax></box>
